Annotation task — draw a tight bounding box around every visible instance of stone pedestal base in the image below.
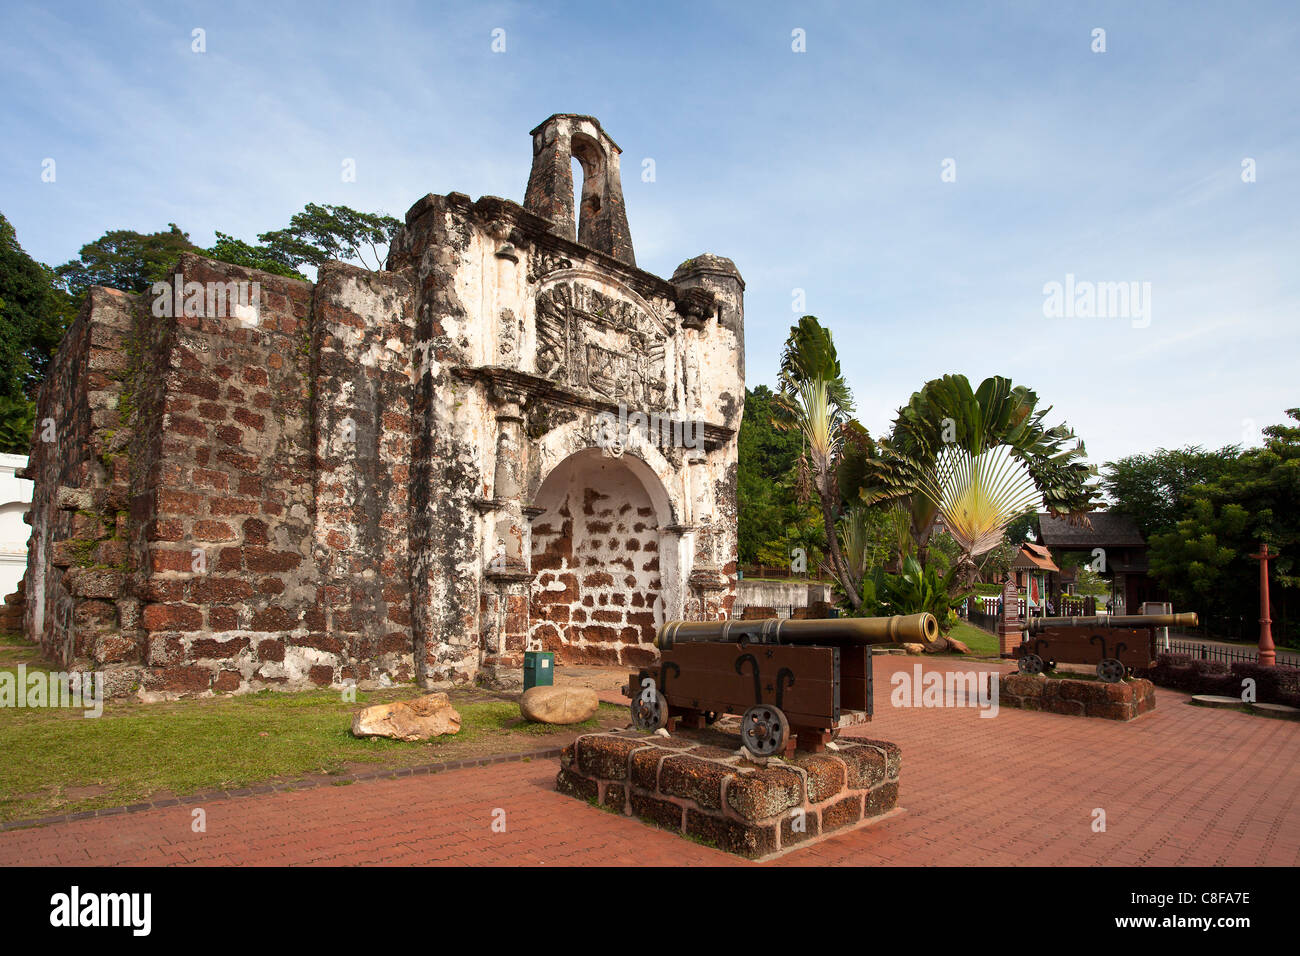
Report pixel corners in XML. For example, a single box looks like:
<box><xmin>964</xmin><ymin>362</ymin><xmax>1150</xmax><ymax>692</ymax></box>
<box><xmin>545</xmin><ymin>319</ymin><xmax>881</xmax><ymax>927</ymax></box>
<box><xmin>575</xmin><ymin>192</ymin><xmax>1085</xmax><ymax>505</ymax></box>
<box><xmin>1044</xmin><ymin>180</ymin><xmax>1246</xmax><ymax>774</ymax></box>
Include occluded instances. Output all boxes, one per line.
<box><xmin>555</xmin><ymin>723</ymin><xmax>902</xmax><ymax>860</ymax></box>
<box><xmin>1001</xmin><ymin>673</ymin><xmax>1155</xmax><ymax>720</ymax></box>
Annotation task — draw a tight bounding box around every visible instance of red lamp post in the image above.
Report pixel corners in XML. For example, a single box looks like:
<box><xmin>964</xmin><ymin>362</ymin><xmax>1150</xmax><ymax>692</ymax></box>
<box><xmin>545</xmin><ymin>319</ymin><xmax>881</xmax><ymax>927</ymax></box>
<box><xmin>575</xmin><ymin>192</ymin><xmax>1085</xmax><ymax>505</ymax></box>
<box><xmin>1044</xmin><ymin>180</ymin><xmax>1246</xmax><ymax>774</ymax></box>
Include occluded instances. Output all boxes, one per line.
<box><xmin>1250</xmin><ymin>543</ymin><xmax>1276</xmax><ymax>667</ymax></box>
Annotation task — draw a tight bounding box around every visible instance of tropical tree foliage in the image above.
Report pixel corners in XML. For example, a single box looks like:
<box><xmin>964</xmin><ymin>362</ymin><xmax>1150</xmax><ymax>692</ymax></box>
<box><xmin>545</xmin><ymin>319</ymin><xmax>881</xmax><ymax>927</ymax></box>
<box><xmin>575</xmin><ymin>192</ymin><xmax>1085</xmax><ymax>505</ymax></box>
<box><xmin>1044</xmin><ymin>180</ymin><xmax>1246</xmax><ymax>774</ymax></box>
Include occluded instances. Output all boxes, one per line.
<box><xmin>52</xmin><ymin>204</ymin><xmax>400</xmax><ymax>304</ymax></box>
<box><xmin>0</xmin><ymin>395</ymin><xmax>35</xmax><ymax>454</ymax></box>
<box><xmin>862</xmin><ymin>374</ymin><xmax>1099</xmax><ymax>562</ymax></box>
<box><xmin>1</xmin><ymin>212</ymin><xmax>75</xmax><ymax>402</ymax></box>
<box><xmin>1103</xmin><ymin>444</ymin><xmax>1240</xmax><ymax>538</ymax></box>
<box><xmin>971</xmin><ymin>533</ymin><xmax>1018</xmax><ymax>584</ymax></box>
<box><xmin>1149</xmin><ymin>500</ymin><xmax>1250</xmax><ymax>632</ymax></box>
<box><xmin>839</xmin><ymin>499</ymin><xmax>912</xmax><ymax>580</ymax></box>
<box><xmin>838</xmin><ymin>502</ymin><xmax>890</xmax><ymax>586</ymax></box>
<box><xmin>55</xmin><ymin>223</ymin><xmax>199</xmax><ymax>297</ymax></box>
<box><xmin>1005</xmin><ymin>511</ymin><xmax>1040</xmax><ymax>545</ymax></box>
<box><xmin>859</xmin><ymin>554</ymin><xmax>973</xmax><ymax>634</ymax></box>
<box><xmin>772</xmin><ymin>316</ymin><xmax>863</xmax><ymax>606</ymax></box>
<box><xmin>206</xmin><ymin>232</ymin><xmax>306</xmax><ymax>279</ymax></box>
<box><xmin>911</xmin><ymin>444</ymin><xmax>1043</xmax><ymax>583</ymax></box>
<box><xmin>758</xmin><ymin>491</ymin><xmax>826</xmax><ymax>574</ymax></box>
<box><xmin>1134</xmin><ymin>412</ymin><xmax>1300</xmax><ymax>645</ymax></box>
<box><xmin>256</xmin><ymin>203</ymin><xmax>400</xmax><ymax>272</ymax></box>
<box><xmin>762</xmin><ymin>319</ymin><xmax>1100</xmax><ymax>639</ymax></box>
<box><xmin>737</xmin><ymin>385</ymin><xmax>805</xmax><ymax>566</ymax></box>
<box><xmin>1073</xmin><ymin>565</ymin><xmax>1109</xmax><ymax>598</ymax></box>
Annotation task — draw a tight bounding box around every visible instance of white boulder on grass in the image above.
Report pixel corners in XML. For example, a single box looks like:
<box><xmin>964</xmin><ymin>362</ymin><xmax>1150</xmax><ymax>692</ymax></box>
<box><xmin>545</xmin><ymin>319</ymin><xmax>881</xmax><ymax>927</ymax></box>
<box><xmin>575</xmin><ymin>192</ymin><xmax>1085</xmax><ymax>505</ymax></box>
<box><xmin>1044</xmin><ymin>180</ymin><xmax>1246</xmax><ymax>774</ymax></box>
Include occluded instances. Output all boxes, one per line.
<box><xmin>351</xmin><ymin>692</ymin><xmax>462</xmax><ymax>741</ymax></box>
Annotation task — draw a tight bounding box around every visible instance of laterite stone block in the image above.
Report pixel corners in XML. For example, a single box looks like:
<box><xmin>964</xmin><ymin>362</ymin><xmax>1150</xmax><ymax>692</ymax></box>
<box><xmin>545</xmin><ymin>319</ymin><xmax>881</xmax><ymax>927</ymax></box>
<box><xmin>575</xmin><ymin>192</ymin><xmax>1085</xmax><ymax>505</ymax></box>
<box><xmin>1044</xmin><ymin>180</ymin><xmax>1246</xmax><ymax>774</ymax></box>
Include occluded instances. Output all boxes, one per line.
<box><xmin>1000</xmin><ymin>675</ymin><xmax>1156</xmax><ymax>721</ymax></box>
<box><xmin>556</xmin><ymin>726</ymin><xmax>902</xmax><ymax>861</ymax></box>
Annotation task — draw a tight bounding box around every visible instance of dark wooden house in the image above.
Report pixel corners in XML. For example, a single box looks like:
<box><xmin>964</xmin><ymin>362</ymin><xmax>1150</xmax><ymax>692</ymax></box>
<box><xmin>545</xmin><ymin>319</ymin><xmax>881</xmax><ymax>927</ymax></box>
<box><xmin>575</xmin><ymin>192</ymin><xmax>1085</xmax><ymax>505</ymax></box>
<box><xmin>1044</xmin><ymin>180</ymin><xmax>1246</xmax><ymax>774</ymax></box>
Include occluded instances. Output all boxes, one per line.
<box><xmin>1036</xmin><ymin>513</ymin><xmax>1150</xmax><ymax>614</ymax></box>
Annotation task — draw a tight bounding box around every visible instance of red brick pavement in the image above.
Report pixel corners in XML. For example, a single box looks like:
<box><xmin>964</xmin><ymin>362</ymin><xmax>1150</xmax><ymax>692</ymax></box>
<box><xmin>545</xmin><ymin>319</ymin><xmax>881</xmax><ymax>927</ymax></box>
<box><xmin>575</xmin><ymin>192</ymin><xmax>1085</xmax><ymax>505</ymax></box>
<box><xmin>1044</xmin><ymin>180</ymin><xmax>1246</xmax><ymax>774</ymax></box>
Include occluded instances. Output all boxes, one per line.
<box><xmin>2</xmin><ymin>657</ymin><xmax>1297</xmax><ymax>866</ymax></box>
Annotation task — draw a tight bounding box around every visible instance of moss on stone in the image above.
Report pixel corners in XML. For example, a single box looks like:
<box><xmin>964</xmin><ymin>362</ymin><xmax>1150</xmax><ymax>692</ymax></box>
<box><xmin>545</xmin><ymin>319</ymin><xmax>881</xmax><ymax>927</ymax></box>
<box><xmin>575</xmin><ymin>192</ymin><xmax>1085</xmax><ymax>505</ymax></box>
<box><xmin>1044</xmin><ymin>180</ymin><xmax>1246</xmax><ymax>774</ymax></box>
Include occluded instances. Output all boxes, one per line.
<box><xmin>67</xmin><ymin>538</ymin><xmax>98</xmax><ymax>569</ymax></box>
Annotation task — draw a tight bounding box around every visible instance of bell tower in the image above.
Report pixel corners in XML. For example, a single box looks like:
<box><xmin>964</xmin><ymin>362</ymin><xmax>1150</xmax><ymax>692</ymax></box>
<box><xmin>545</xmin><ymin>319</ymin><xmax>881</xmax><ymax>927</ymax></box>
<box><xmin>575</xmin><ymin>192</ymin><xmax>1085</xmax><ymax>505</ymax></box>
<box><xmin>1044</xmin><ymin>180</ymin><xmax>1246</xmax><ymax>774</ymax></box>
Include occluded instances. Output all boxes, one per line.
<box><xmin>523</xmin><ymin>114</ymin><xmax>636</xmax><ymax>267</ymax></box>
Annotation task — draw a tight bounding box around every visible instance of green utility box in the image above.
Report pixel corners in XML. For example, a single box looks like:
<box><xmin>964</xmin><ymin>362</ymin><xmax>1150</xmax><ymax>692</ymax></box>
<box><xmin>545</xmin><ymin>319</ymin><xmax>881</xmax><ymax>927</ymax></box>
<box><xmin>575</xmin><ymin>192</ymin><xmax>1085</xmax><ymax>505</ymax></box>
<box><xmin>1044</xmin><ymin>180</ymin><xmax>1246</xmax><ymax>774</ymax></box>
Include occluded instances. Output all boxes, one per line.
<box><xmin>523</xmin><ymin>650</ymin><xmax>554</xmax><ymax>690</ymax></box>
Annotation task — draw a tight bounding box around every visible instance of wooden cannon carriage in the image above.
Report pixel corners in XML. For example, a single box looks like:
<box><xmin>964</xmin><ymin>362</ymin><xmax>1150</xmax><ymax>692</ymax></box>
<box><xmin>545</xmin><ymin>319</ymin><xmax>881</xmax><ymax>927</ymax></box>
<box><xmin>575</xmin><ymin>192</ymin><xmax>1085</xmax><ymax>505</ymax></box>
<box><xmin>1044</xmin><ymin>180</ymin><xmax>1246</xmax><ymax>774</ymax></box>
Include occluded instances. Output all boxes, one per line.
<box><xmin>624</xmin><ymin>612</ymin><xmax>938</xmax><ymax>758</ymax></box>
<box><xmin>1015</xmin><ymin>612</ymin><xmax>1199</xmax><ymax>682</ymax></box>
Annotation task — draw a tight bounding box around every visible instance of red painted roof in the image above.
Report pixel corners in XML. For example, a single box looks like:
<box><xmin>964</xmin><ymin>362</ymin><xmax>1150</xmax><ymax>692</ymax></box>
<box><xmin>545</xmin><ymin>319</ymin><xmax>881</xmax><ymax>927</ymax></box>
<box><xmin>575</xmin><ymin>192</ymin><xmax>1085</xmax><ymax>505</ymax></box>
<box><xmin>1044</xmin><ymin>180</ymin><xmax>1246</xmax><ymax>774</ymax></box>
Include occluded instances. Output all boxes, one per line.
<box><xmin>1012</xmin><ymin>543</ymin><xmax>1059</xmax><ymax>572</ymax></box>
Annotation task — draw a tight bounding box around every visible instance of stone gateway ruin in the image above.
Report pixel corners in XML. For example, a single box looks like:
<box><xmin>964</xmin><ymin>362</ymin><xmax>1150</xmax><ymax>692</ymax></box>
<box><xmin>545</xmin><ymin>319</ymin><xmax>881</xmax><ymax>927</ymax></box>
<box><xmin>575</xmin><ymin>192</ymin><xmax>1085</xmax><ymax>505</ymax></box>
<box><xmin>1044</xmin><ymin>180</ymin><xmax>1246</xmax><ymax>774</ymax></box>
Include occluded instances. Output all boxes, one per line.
<box><xmin>20</xmin><ymin>114</ymin><xmax>745</xmax><ymax>697</ymax></box>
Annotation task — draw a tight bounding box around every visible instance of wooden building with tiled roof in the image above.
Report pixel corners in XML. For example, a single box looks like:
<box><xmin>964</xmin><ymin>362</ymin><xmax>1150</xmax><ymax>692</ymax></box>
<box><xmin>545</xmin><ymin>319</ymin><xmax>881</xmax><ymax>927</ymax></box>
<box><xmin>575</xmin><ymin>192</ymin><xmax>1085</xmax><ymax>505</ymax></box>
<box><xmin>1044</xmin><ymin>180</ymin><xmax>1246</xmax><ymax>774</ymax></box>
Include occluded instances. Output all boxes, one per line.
<box><xmin>1036</xmin><ymin>512</ymin><xmax>1151</xmax><ymax>613</ymax></box>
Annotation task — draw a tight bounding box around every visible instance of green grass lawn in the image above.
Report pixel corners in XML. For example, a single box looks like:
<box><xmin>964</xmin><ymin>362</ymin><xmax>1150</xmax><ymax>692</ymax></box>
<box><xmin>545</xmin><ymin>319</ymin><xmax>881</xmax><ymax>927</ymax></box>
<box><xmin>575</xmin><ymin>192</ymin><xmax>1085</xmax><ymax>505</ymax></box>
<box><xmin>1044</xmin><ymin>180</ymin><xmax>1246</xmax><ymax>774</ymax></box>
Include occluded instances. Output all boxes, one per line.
<box><xmin>0</xmin><ymin>612</ymin><xmax>1004</xmax><ymax>823</ymax></box>
<box><xmin>0</xmin><ymin>633</ymin><xmax>620</xmax><ymax>823</ymax></box>
<box><xmin>947</xmin><ymin>621</ymin><xmax>1001</xmax><ymax>658</ymax></box>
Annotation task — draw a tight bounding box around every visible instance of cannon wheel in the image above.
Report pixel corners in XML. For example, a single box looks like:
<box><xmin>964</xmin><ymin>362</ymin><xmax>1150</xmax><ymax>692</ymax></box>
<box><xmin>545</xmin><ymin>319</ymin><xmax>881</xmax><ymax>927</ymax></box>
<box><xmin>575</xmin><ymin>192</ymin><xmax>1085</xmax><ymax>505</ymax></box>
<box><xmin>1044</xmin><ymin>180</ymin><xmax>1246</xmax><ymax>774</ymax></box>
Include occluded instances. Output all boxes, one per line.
<box><xmin>740</xmin><ymin>705</ymin><xmax>790</xmax><ymax>758</ymax></box>
<box><xmin>1097</xmin><ymin>658</ymin><xmax>1126</xmax><ymax>683</ymax></box>
<box><xmin>1018</xmin><ymin>653</ymin><xmax>1044</xmax><ymax>675</ymax></box>
<box><xmin>630</xmin><ymin>687</ymin><xmax>669</xmax><ymax>731</ymax></box>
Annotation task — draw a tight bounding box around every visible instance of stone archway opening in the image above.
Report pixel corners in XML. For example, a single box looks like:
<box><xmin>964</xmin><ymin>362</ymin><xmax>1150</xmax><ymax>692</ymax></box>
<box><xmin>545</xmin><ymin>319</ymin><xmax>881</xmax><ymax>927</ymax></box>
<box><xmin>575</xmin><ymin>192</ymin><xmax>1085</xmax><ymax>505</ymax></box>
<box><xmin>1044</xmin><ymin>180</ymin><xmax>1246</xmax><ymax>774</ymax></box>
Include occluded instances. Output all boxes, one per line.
<box><xmin>530</xmin><ymin>449</ymin><xmax>669</xmax><ymax>667</ymax></box>
<box><xmin>570</xmin><ymin>132</ymin><xmax>608</xmax><ymax>245</ymax></box>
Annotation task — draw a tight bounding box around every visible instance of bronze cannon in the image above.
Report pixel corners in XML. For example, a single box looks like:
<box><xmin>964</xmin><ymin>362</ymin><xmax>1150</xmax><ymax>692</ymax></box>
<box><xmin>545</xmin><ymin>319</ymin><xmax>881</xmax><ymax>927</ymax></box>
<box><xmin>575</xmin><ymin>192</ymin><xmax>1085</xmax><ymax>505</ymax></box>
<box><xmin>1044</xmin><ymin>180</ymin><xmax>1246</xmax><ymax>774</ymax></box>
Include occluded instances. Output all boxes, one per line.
<box><xmin>624</xmin><ymin>612</ymin><xmax>937</xmax><ymax>758</ymax></box>
<box><xmin>1016</xmin><ymin>612</ymin><xmax>1199</xmax><ymax>682</ymax></box>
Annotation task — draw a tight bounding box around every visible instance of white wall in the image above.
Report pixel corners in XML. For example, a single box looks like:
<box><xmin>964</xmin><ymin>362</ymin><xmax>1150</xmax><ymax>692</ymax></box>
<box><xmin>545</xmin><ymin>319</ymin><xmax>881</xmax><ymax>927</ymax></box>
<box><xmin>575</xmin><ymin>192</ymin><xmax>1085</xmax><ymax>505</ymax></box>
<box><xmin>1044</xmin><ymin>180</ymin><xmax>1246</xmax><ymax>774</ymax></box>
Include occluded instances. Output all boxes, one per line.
<box><xmin>736</xmin><ymin>579</ymin><xmax>832</xmax><ymax>611</ymax></box>
<box><xmin>0</xmin><ymin>454</ymin><xmax>32</xmax><ymax>598</ymax></box>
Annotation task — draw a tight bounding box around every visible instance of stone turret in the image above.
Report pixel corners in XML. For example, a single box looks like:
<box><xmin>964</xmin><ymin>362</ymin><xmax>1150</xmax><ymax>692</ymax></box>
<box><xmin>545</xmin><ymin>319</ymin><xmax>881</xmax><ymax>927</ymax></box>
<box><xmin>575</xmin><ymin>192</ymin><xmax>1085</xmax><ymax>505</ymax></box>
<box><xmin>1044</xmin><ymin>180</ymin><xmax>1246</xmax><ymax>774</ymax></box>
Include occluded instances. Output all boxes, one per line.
<box><xmin>523</xmin><ymin>114</ymin><xmax>636</xmax><ymax>266</ymax></box>
<box><xmin>672</xmin><ymin>254</ymin><xmax>746</xmax><ymax>388</ymax></box>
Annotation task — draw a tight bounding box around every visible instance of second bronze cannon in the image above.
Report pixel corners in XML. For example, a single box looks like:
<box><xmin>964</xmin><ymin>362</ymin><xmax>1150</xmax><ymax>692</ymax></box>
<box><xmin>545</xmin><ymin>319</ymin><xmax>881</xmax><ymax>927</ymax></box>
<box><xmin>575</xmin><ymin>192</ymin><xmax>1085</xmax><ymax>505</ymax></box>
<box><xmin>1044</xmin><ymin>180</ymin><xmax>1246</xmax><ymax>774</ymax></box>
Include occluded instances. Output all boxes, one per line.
<box><xmin>1016</xmin><ymin>612</ymin><xmax>1199</xmax><ymax>682</ymax></box>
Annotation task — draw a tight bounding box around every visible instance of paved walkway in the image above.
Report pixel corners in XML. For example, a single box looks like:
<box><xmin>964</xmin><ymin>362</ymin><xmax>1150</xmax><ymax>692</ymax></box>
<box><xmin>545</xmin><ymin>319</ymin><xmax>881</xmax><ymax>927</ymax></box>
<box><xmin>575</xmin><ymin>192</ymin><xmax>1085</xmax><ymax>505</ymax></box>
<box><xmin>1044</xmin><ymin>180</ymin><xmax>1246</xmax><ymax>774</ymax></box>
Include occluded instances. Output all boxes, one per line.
<box><xmin>3</xmin><ymin>658</ymin><xmax>1298</xmax><ymax>866</ymax></box>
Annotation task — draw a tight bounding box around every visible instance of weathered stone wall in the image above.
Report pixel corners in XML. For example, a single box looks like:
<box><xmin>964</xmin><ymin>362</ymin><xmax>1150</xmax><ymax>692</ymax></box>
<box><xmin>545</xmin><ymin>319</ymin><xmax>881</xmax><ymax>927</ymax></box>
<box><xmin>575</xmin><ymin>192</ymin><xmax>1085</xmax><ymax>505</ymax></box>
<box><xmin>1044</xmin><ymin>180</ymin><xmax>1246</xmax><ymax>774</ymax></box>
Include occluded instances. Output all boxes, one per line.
<box><xmin>523</xmin><ymin>114</ymin><xmax>635</xmax><ymax>266</ymax></box>
<box><xmin>530</xmin><ymin>454</ymin><xmax>662</xmax><ymax>666</ymax></box>
<box><xmin>309</xmin><ymin>263</ymin><xmax>417</xmax><ymax>687</ymax></box>
<box><xmin>135</xmin><ymin>255</ymin><xmax>317</xmax><ymax>695</ymax></box>
<box><xmin>387</xmin><ymin>191</ymin><xmax>491</xmax><ymax>686</ymax></box>
<box><xmin>386</xmin><ymin>176</ymin><xmax>744</xmax><ymax>683</ymax></box>
<box><xmin>22</xmin><ymin>257</ymin><xmax>425</xmax><ymax>696</ymax></box>
<box><xmin>22</xmin><ymin>289</ymin><xmax>134</xmax><ymax>678</ymax></box>
<box><xmin>20</xmin><ymin>114</ymin><xmax>745</xmax><ymax>696</ymax></box>
<box><xmin>736</xmin><ymin>579</ymin><xmax>833</xmax><ymax>612</ymax></box>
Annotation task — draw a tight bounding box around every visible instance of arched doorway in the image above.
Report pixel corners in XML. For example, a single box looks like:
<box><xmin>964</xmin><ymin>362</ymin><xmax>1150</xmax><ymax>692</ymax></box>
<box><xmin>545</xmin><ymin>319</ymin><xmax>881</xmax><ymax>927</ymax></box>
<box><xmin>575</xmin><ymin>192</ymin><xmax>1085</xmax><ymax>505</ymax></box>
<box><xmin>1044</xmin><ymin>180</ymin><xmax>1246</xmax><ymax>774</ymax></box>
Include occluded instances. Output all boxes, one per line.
<box><xmin>529</xmin><ymin>449</ymin><xmax>671</xmax><ymax>666</ymax></box>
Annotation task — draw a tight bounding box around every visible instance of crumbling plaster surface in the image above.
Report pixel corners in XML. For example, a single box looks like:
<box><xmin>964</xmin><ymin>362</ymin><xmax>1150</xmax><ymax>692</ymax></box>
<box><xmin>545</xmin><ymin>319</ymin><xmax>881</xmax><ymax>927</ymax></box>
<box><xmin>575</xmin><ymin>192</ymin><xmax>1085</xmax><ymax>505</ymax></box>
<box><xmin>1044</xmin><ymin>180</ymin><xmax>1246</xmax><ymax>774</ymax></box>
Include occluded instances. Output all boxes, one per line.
<box><xmin>20</xmin><ymin>115</ymin><xmax>745</xmax><ymax>697</ymax></box>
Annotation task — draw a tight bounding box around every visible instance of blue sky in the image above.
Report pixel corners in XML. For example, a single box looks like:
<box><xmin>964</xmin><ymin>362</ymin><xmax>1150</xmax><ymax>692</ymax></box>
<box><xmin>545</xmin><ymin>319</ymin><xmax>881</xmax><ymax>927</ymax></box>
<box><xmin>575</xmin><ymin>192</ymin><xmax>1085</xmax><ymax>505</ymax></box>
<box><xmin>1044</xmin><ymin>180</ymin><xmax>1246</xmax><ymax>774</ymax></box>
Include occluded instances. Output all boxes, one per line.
<box><xmin>2</xmin><ymin>0</ymin><xmax>1296</xmax><ymax>469</ymax></box>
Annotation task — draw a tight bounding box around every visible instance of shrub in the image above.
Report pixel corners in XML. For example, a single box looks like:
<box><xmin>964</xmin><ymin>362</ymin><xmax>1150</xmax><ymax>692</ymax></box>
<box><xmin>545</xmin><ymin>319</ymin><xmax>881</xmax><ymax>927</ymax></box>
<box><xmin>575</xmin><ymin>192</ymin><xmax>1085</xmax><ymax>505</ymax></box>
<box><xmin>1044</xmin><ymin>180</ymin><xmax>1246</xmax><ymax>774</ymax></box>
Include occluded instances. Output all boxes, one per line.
<box><xmin>854</xmin><ymin>555</ymin><xmax>972</xmax><ymax>635</ymax></box>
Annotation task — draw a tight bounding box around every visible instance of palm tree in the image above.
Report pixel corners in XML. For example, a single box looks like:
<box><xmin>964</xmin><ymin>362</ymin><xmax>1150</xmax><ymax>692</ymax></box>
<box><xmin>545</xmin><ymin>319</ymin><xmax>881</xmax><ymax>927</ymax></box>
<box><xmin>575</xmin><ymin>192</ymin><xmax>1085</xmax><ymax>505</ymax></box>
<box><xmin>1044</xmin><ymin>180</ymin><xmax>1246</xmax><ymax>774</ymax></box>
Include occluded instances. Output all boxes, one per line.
<box><xmin>864</xmin><ymin>374</ymin><xmax>1098</xmax><ymax>564</ymax></box>
<box><xmin>915</xmin><ymin>444</ymin><xmax>1043</xmax><ymax>585</ymax></box>
<box><xmin>772</xmin><ymin>317</ymin><xmax>864</xmax><ymax>608</ymax></box>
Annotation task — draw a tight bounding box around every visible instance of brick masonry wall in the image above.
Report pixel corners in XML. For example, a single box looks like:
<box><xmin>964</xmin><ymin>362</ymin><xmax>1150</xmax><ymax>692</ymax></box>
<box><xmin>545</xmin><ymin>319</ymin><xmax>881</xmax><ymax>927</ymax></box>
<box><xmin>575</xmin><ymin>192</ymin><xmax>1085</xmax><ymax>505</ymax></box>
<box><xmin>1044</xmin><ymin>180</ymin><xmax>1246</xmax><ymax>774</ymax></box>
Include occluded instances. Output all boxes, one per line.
<box><xmin>23</xmin><ymin>290</ymin><xmax>123</xmax><ymax>673</ymax></box>
<box><xmin>23</xmin><ymin>256</ymin><xmax>424</xmax><ymax>697</ymax></box>
<box><xmin>531</xmin><ymin>458</ymin><xmax>662</xmax><ymax>666</ymax></box>
<box><xmin>138</xmin><ymin>255</ymin><xmax>320</xmax><ymax>695</ymax></box>
<box><xmin>1000</xmin><ymin>672</ymin><xmax>1157</xmax><ymax>720</ymax></box>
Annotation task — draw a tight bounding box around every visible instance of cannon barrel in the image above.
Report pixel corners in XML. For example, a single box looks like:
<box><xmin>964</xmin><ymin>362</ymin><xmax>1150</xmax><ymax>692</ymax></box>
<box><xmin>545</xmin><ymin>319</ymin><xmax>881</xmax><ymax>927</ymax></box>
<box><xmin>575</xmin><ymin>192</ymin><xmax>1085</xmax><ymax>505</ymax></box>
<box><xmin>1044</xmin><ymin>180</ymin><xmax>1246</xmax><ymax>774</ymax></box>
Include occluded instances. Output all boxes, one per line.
<box><xmin>656</xmin><ymin>612</ymin><xmax>938</xmax><ymax>649</ymax></box>
<box><xmin>1022</xmin><ymin>612</ymin><xmax>1198</xmax><ymax>634</ymax></box>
